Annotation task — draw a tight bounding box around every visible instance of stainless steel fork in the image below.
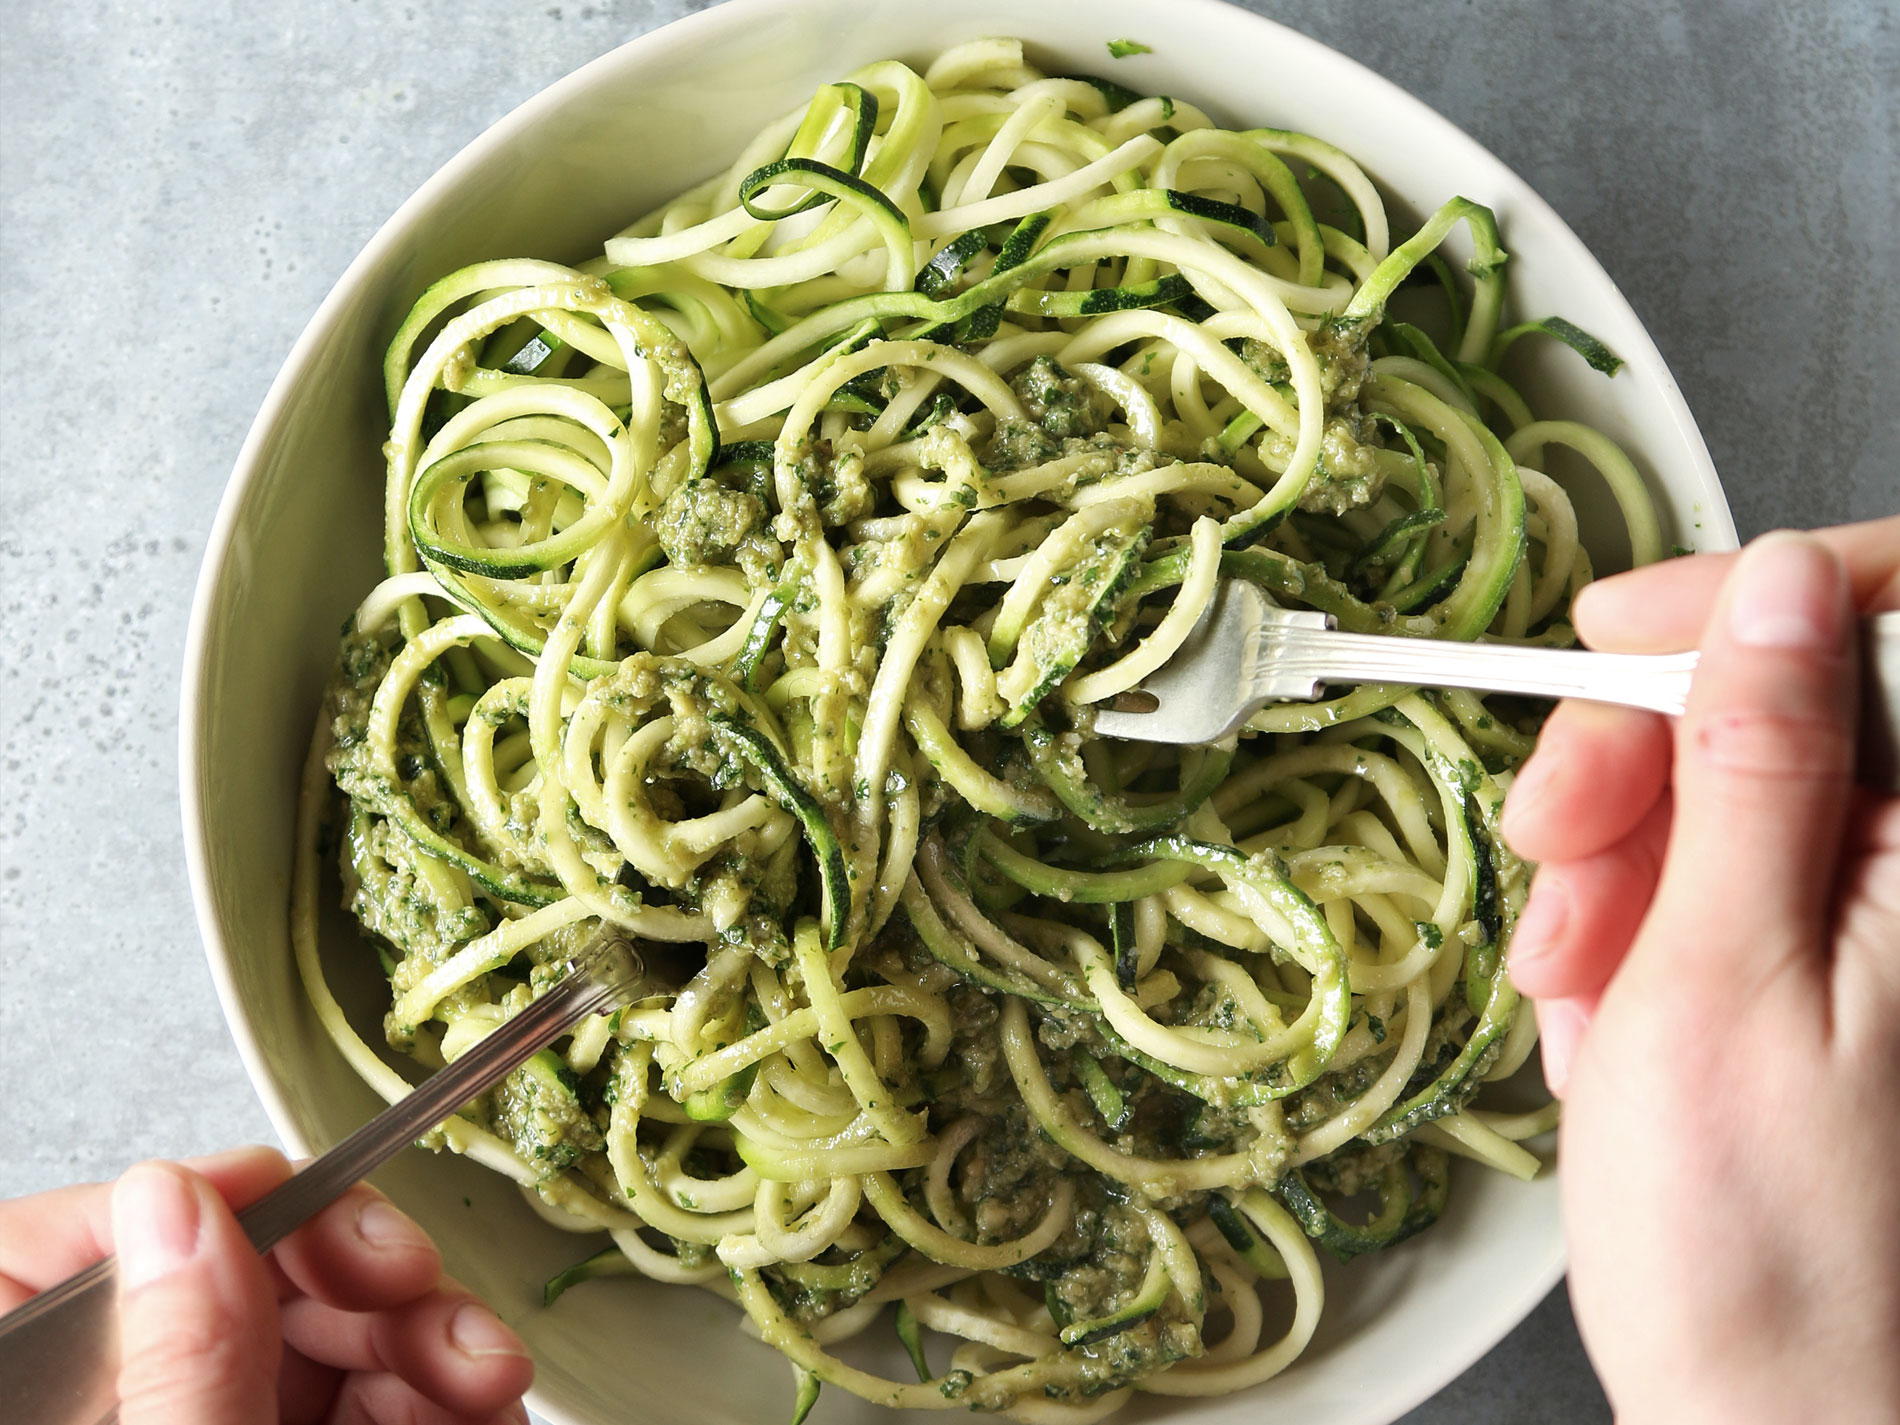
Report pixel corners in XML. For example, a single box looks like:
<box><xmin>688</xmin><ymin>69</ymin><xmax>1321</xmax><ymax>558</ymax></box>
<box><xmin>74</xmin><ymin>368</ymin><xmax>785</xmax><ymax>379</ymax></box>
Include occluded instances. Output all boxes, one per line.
<box><xmin>1089</xmin><ymin>580</ymin><xmax>1900</xmax><ymax>791</ymax></box>
<box><xmin>0</xmin><ymin>932</ymin><xmax>651</xmax><ymax>1425</ymax></box>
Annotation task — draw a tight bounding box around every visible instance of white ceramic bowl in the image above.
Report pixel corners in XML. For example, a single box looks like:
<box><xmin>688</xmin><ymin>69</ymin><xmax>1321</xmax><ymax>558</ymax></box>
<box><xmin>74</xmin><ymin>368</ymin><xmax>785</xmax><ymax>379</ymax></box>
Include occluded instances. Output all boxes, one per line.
<box><xmin>182</xmin><ymin>2</ymin><xmax>1736</xmax><ymax>1421</ymax></box>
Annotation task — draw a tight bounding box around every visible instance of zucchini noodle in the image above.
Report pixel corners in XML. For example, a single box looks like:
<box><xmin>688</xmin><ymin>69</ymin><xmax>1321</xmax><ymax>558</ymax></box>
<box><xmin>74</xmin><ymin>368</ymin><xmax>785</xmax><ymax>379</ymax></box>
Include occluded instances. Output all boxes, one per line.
<box><xmin>294</xmin><ymin>38</ymin><xmax>1658</xmax><ymax>1421</ymax></box>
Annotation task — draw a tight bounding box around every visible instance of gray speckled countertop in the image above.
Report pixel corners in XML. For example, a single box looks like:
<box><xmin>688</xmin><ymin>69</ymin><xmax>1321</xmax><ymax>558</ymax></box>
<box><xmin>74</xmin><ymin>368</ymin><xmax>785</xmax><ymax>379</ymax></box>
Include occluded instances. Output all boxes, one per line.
<box><xmin>1</xmin><ymin>1</ymin><xmax>1893</xmax><ymax>1420</ymax></box>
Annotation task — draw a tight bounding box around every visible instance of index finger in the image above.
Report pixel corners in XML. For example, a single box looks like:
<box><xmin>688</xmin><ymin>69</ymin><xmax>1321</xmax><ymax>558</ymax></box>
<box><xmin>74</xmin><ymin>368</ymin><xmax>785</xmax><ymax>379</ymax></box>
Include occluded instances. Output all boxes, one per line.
<box><xmin>1642</xmin><ymin>533</ymin><xmax>1858</xmax><ymax>993</ymax></box>
<box><xmin>1575</xmin><ymin>515</ymin><xmax>1900</xmax><ymax>653</ymax></box>
<box><xmin>0</xmin><ymin>1147</ymin><xmax>289</xmax><ymax>1309</ymax></box>
<box><xmin>270</xmin><ymin>1182</ymin><xmax>443</xmax><ymax>1312</ymax></box>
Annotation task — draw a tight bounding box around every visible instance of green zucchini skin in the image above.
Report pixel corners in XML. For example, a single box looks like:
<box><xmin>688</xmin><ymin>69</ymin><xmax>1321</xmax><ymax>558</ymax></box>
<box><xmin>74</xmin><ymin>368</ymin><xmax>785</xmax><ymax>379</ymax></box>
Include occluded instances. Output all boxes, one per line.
<box><xmin>996</xmin><ymin>520</ymin><xmax>1151</xmax><ymax>728</ymax></box>
<box><xmin>743</xmin><ymin>82</ymin><xmax>879</xmax><ymax>221</ymax></box>
<box><xmin>1022</xmin><ymin>722</ymin><xmax>1233</xmax><ymax>834</ymax></box>
<box><xmin>894</xmin><ymin>1300</ymin><xmax>931</xmax><ymax>1381</ymax></box>
<box><xmin>312</xmin><ymin>45</ymin><xmax>1654</xmax><ymax>1419</ymax></box>
<box><xmin>788</xmin><ymin>1367</ymin><xmax>820</xmax><ymax>1425</ymax></box>
<box><xmin>900</xmin><ymin>860</ymin><xmax>1307</xmax><ymax>1110</ymax></box>
<box><xmin>1108</xmin><ymin>900</ymin><xmax>1138</xmax><ymax>988</ymax></box>
<box><xmin>682</xmin><ymin>1058</ymin><xmax>760</xmax><ymax>1121</ymax></box>
<box><xmin>542</xmin><ymin>1245</ymin><xmax>638</xmax><ymax>1306</ymax></box>
<box><xmin>1206</xmin><ymin>1194</ymin><xmax>1289</xmax><ymax>1280</ymax></box>
<box><xmin>1275</xmin><ymin>1144</ymin><xmax>1450</xmax><ymax>1262</ymax></box>
<box><xmin>708</xmin><ymin>711</ymin><xmax>851</xmax><ymax>949</ymax></box>
<box><xmin>1073</xmin><ymin>1047</ymin><xmax>1134</xmax><ymax>1133</ymax></box>
<box><xmin>1056</xmin><ymin>1255</ymin><xmax>1172</xmax><ymax>1346</ymax></box>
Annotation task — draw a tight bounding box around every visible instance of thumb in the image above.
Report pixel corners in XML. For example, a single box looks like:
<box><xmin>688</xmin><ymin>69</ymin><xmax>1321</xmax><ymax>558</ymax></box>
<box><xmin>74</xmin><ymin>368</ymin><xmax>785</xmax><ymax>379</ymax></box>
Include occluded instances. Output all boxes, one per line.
<box><xmin>1645</xmin><ymin>531</ymin><xmax>1857</xmax><ymax>989</ymax></box>
<box><xmin>113</xmin><ymin>1162</ymin><xmax>279</xmax><ymax>1425</ymax></box>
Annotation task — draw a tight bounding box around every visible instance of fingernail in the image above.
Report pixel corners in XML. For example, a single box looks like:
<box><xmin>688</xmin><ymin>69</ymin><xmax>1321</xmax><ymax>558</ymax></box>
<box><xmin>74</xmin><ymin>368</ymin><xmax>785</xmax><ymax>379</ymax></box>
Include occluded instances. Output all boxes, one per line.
<box><xmin>1569</xmin><ymin>580</ymin><xmax>1605</xmax><ymax>628</ymax></box>
<box><xmin>1536</xmin><ymin>996</ymin><xmax>1593</xmax><ymax>1099</ymax></box>
<box><xmin>1728</xmin><ymin>532</ymin><xmax>1846</xmax><ymax>650</ymax></box>
<box><xmin>1500</xmin><ymin>752</ymin><xmax>1558</xmax><ymax>845</ymax></box>
<box><xmin>451</xmin><ymin>1301</ymin><xmax>530</xmax><ymax>1360</ymax></box>
<box><xmin>1509</xmin><ymin>880</ymin><xmax>1571</xmax><ymax>972</ymax></box>
<box><xmin>114</xmin><ymin>1164</ymin><xmax>202</xmax><ymax>1290</ymax></box>
<box><xmin>356</xmin><ymin>1197</ymin><xmax>433</xmax><ymax>1253</ymax></box>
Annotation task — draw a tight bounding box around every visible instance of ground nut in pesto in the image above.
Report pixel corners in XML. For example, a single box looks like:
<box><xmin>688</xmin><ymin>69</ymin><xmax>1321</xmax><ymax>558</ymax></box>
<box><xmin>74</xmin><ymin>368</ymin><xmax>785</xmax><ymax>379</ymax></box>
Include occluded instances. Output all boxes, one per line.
<box><xmin>294</xmin><ymin>35</ymin><xmax>1650</xmax><ymax>1422</ymax></box>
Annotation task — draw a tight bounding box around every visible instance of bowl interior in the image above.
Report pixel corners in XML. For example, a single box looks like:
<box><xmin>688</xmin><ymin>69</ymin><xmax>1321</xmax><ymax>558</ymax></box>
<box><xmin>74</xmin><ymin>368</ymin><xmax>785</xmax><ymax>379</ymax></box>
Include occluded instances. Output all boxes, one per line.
<box><xmin>184</xmin><ymin>2</ymin><xmax>1734</xmax><ymax>1422</ymax></box>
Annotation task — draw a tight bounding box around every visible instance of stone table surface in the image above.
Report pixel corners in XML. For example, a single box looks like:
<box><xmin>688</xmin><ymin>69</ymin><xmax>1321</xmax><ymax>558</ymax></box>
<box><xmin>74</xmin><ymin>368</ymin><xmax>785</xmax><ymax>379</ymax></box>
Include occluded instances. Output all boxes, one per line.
<box><xmin>1</xmin><ymin>1</ymin><xmax>1893</xmax><ymax>1421</ymax></box>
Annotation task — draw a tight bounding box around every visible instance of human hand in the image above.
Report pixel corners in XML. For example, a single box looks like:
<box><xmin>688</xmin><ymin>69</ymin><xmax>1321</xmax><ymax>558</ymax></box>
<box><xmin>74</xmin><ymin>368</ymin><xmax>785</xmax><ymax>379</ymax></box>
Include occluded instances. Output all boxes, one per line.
<box><xmin>0</xmin><ymin>1146</ymin><xmax>533</xmax><ymax>1424</ymax></box>
<box><xmin>1499</xmin><ymin>517</ymin><xmax>1900</xmax><ymax>1423</ymax></box>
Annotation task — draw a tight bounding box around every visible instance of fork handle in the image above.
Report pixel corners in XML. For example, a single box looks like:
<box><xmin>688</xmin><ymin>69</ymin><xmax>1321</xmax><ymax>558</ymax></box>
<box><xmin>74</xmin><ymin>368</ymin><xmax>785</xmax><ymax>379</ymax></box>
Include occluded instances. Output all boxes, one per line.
<box><xmin>1275</xmin><ymin>628</ymin><xmax>1700</xmax><ymax>715</ymax></box>
<box><xmin>237</xmin><ymin>941</ymin><xmax>635</xmax><ymax>1252</ymax></box>
<box><xmin>1272</xmin><ymin>612</ymin><xmax>1900</xmax><ymax>791</ymax></box>
<box><xmin>0</xmin><ymin>935</ymin><xmax>641</xmax><ymax>1425</ymax></box>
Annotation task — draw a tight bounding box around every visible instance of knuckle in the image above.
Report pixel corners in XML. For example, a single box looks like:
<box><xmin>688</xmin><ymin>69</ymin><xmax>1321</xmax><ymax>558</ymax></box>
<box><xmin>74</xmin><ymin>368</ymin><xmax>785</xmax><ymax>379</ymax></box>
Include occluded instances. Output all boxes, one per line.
<box><xmin>118</xmin><ymin>1295</ymin><xmax>256</xmax><ymax>1410</ymax></box>
<box><xmin>1688</xmin><ymin>710</ymin><xmax>1853</xmax><ymax>781</ymax></box>
<box><xmin>1612</xmin><ymin>815</ymin><xmax>1667</xmax><ymax>889</ymax></box>
<box><xmin>341</xmin><ymin>1373</ymin><xmax>423</xmax><ymax>1425</ymax></box>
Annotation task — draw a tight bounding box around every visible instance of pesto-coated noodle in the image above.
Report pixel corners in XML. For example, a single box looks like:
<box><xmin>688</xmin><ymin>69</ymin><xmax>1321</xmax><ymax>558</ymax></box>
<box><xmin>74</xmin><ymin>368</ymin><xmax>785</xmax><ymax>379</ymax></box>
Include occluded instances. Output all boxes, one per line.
<box><xmin>293</xmin><ymin>38</ymin><xmax>1655</xmax><ymax>1420</ymax></box>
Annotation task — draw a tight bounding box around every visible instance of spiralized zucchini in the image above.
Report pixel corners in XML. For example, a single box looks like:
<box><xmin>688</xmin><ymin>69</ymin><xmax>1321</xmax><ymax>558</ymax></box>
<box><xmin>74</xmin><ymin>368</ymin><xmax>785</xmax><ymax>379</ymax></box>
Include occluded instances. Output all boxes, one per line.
<box><xmin>293</xmin><ymin>37</ymin><xmax>1656</xmax><ymax>1421</ymax></box>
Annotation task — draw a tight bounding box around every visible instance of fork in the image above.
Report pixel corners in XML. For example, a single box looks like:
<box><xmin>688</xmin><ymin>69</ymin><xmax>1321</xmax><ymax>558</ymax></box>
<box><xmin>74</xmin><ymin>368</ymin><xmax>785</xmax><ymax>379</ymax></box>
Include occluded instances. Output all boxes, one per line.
<box><xmin>0</xmin><ymin>932</ymin><xmax>651</xmax><ymax>1425</ymax></box>
<box><xmin>1088</xmin><ymin>580</ymin><xmax>1900</xmax><ymax>791</ymax></box>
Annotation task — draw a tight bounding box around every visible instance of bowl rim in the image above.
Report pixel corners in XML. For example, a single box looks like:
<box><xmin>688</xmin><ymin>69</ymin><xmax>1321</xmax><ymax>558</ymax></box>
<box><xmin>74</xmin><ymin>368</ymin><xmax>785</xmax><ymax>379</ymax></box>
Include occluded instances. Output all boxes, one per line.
<box><xmin>179</xmin><ymin>0</ymin><xmax>1734</xmax><ymax>1419</ymax></box>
